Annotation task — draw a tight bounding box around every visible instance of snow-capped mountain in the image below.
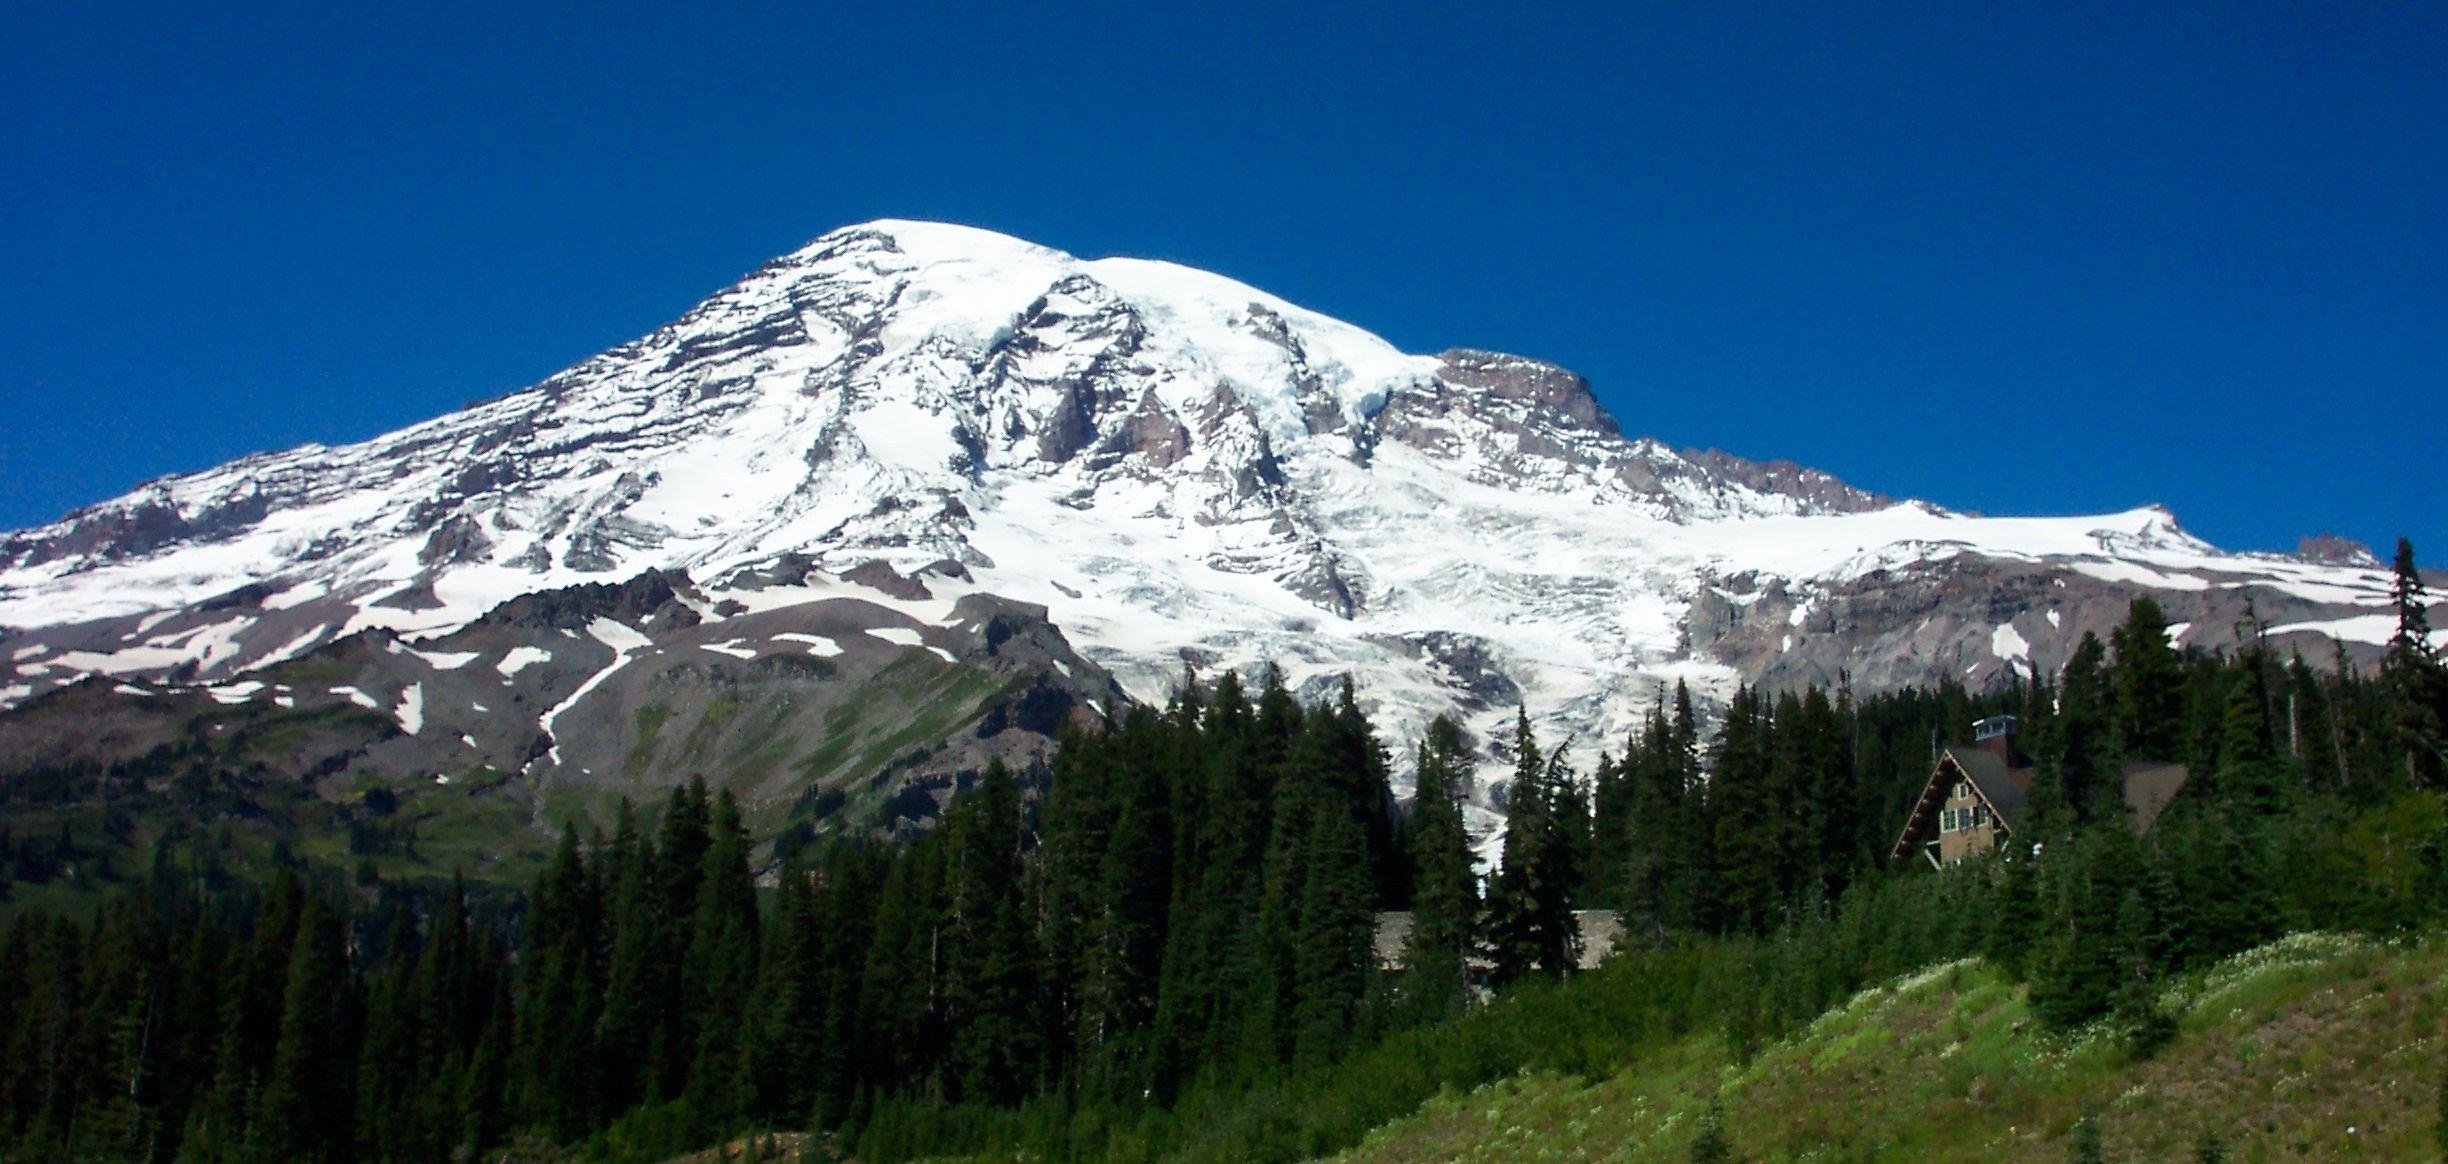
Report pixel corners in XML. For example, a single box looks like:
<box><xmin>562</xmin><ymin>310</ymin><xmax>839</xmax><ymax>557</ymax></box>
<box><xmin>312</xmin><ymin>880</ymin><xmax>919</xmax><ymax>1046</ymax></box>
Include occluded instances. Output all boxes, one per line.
<box><xmin>0</xmin><ymin>220</ymin><xmax>2422</xmax><ymax>785</ymax></box>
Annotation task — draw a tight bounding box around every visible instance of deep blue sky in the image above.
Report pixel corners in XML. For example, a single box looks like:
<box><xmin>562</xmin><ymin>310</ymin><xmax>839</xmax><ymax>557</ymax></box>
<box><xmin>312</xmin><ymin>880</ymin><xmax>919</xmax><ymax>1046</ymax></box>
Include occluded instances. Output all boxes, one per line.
<box><xmin>5</xmin><ymin>3</ymin><xmax>2442</xmax><ymax>557</ymax></box>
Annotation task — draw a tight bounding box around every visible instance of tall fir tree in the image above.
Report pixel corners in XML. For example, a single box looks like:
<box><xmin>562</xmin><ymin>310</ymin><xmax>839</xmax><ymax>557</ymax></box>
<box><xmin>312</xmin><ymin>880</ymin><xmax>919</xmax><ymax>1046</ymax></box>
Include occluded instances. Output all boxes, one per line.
<box><xmin>937</xmin><ymin>760</ymin><xmax>1041</xmax><ymax>1104</ymax></box>
<box><xmin>254</xmin><ymin>896</ymin><xmax>355</xmax><ymax>1164</ymax></box>
<box><xmin>1706</xmin><ymin>687</ymin><xmax>1781</xmax><ymax>933</ymax></box>
<box><xmin>2110</xmin><ymin>596</ymin><xmax>2187</xmax><ymax>760</ymax></box>
<box><xmin>511</xmin><ymin>830</ymin><xmax>602</xmax><ymax>1138</ymax></box>
<box><xmin>682</xmin><ymin>789</ymin><xmax>762</xmax><ymax>1132</ymax></box>
<box><xmin>1401</xmin><ymin>716</ymin><xmax>1480</xmax><ymax>1021</ymax></box>
<box><xmin>1485</xmin><ymin>708</ymin><xmax>1580</xmax><ymax>984</ymax></box>
<box><xmin>2381</xmin><ymin>538</ymin><xmax>2446</xmax><ymax>789</ymax></box>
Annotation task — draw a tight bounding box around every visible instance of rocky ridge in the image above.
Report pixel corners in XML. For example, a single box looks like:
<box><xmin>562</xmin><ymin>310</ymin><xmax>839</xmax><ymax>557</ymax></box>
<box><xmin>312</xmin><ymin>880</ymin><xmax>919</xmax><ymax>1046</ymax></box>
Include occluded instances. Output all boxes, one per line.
<box><xmin>0</xmin><ymin>220</ymin><xmax>2432</xmax><ymax>803</ymax></box>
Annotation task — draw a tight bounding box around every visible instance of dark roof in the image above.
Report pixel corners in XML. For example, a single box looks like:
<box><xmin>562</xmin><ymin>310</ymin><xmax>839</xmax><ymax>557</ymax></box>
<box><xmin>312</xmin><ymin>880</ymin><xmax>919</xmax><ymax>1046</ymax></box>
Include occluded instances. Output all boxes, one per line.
<box><xmin>1944</xmin><ymin>745</ymin><xmax>2030</xmax><ymax>829</ymax></box>
<box><xmin>2118</xmin><ymin>759</ymin><xmax>2189</xmax><ymax>832</ymax></box>
<box><xmin>1890</xmin><ymin>748</ymin><xmax>2198</xmax><ymax>862</ymax></box>
<box><xmin>1888</xmin><ymin>745</ymin><xmax>2035</xmax><ymax>859</ymax></box>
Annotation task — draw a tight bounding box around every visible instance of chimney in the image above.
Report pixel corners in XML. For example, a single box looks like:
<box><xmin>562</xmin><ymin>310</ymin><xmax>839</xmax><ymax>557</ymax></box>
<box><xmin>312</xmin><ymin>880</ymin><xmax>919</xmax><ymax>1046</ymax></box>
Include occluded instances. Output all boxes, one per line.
<box><xmin>1972</xmin><ymin>715</ymin><xmax>2022</xmax><ymax>767</ymax></box>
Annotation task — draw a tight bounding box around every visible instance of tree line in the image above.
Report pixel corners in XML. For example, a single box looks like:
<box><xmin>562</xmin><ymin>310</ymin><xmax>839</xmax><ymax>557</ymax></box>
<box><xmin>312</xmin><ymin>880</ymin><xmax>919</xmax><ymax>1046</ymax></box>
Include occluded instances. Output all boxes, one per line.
<box><xmin>1</xmin><ymin>541</ymin><xmax>2442</xmax><ymax>1163</ymax></box>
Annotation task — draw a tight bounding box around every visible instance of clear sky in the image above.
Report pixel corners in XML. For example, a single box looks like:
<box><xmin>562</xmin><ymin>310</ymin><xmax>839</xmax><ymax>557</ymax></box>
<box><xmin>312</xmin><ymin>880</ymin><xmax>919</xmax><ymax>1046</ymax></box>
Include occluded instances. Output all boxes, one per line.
<box><xmin>4</xmin><ymin>3</ymin><xmax>2442</xmax><ymax>559</ymax></box>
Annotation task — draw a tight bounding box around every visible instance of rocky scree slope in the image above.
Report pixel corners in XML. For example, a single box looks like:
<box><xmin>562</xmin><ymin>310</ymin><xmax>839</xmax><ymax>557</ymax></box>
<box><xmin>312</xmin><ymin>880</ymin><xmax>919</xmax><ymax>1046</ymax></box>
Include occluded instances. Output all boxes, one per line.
<box><xmin>0</xmin><ymin>565</ymin><xmax>1122</xmax><ymax>848</ymax></box>
<box><xmin>0</xmin><ymin>220</ymin><xmax>2428</xmax><ymax>802</ymax></box>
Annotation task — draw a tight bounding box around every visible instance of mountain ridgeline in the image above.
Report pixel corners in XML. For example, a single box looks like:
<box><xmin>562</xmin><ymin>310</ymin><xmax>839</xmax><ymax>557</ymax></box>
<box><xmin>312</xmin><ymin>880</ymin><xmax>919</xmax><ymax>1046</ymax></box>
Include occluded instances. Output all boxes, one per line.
<box><xmin>5</xmin><ymin>557</ymin><xmax>2445</xmax><ymax>1162</ymax></box>
<box><xmin>2</xmin><ymin>219</ymin><xmax>2436</xmax><ymax>823</ymax></box>
<box><xmin>3</xmin><ymin>220</ymin><xmax>2448</xmax><ymax>1161</ymax></box>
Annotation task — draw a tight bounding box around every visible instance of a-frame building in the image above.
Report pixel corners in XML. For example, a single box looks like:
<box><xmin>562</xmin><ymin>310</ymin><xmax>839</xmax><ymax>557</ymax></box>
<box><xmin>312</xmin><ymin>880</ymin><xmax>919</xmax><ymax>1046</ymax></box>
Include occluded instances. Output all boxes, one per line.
<box><xmin>1891</xmin><ymin>715</ymin><xmax>2192</xmax><ymax>867</ymax></box>
<box><xmin>1891</xmin><ymin>716</ymin><xmax>2031</xmax><ymax>867</ymax></box>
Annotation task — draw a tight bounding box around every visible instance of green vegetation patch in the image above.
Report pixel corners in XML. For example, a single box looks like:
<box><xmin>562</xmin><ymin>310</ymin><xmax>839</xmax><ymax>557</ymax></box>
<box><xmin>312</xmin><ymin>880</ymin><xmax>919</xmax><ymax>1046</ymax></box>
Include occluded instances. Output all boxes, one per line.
<box><xmin>1328</xmin><ymin>934</ymin><xmax>2448</xmax><ymax>1163</ymax></box>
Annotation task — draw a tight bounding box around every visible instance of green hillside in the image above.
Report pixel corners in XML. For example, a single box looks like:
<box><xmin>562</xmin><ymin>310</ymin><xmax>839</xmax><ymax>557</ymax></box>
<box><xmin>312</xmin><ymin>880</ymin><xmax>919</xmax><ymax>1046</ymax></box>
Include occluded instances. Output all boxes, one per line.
<box><xmin>1332</xmin><ymin>933</ymin><xmax>2447</xmax><ymax>1163</ymax></box>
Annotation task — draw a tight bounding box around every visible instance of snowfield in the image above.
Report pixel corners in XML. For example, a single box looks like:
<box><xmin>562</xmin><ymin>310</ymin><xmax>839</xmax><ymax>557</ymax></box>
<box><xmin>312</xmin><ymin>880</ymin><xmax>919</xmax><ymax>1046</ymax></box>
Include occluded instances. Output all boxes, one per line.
<box><xmin>0</xmin><ymin>219</ymin><xmax>2419</xmax><ymax>806</ymax></box>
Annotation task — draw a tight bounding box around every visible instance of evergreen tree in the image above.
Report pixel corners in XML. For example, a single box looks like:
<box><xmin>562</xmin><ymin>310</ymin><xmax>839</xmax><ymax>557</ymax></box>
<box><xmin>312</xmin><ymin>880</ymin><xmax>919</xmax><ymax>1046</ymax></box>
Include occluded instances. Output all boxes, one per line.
<box><xmin>1657</xmin><ymin>682</ymin><xmax>1713</xmax><ymax>933</ymax></box>
<box><xmin>2212</xmin><ymin>653</ymin><xmax>2296</xmax><ymax>812</ymax></box>
<box><xmin>1289</xmin><ymin>788</ymin><xmax>1373</xmax><ymax>1067</ymax></box>
<box><xmin>750</xmin><ymin>850</ymin><xmax>824</xmax><ymax>1123</ymax></box>
<box><xmin>938</xmin><ymin>760</ymin><xmax>1040</xmax><ymax>1104</ymax></box>
<box><xmin>1401</xmin><ymin>716</ymin><xmax>1480</xmax><ymax>1020</ymax></box>
<box><xmin>1325</xmin><ymin>675</ymin><xmax>1405</xmax><ymax>908</ymax></box>
<box><xmin>2382</xmin><ymin>538</ymin><xmax>2447</xmax><ymax>789</ymax></box>
<box><xmin>2052</xmin><ymin>633</ymin><xmax>2114</xmax><ymax>822</ymax></box>
<box><xmin>595</xmin><ymin>798</ymin><xmax>660</xmax><ymax>1113</ymax></box>
<box><xmin>1707</xmin><ymin>688</ymin><xmax>1781</xmax><ymax>933</ymax></box>
<box><xmin>683</xmin><ymin>790</ymin><xmax>762</xmax><ymax>1131</ymax></box>
<box><xmin>2029</xmin><ymin>823</ymin><xmax>2147</xmax><ymax>1029</ymax></box>
<box><xmin>1787</xmin><ymin>687</ymin><xmax>1857</xmax><ymax>903</ymax></box>
<box><xmin>2111</xmin><ymin>596</ymin><xmax>2187</xmax><ymax>759</ymax></box>
<box><xmin>1485</xmin><ymin>708</ymin><xmax>1580</xmax><ymax>984</ymax></box>
<box><xmin>516</xmin><ymin>827</ymin><xmax>603</xmax><ymax>1139</ymax></box>
<box><xmin>254</xmin><ymin>896</ymin><xmax>354</xmax><ymax>1163</ymax></box>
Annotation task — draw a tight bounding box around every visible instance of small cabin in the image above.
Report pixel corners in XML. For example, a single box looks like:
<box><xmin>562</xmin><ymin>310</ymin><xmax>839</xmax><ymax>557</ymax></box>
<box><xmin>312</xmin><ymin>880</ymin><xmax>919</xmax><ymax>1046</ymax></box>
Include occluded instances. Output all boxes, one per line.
<box><xmin>1890</xmin><ymin>715</ymin><xmax>2190</xmax><ymax>868</ymax></box>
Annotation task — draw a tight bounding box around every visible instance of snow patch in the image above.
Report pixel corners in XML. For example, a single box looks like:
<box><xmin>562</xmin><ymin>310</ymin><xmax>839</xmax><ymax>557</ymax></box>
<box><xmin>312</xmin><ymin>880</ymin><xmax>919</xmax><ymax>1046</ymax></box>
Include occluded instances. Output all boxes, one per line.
<box><xmin>252</xmin><ymin>625</ymin><xmax>330</xmax><ymax>669</ymax></box>
<box><xmin>867</xmin><ymin>626</ymin><xmax>925</xmax><ymax>647</ymax></box>
<box><xmin>775</xmin><ymin>632</ymin><xmax>844</xmax><ymax>658</ymax></box>
<box><xmin>533</xmin><ymin>619</ymin><xmax>654</xmax><ymax>770</ymax></box>
<box><xmin>0</xmin><ymin>217</ymin><xmax>2410</xmax><ymax>816</ymax></box>
<box><xmin>2265</xmin><ymin>614</ymin><xmax>2447</xmax><ymax>649</ymax></box>
<box><xmin>1990</xmin><ymin>623</ymin><xmax>2030</xmax><ymax>663</ymax></box>
<box><xmin>332</xmin><ymin>686</ymin><xmax>380</xmax><ymax>710</ymax></box>
<box><xmin>701</xmin><ymin>640</ymin><xmax>759</xmax><ymax>660</ymax></box>
<box><xmin>396</xmin><ymin>683</ymin><xmax>425</xmax><ymax>735</ymax></box>
<box><xmin>497</xmin><ymin>646</ymin><xmax>553</xmax><ymax>677</ymax></box>
<box><xmin>2068</xmin><ymin>560</ymin><xmax>2211</xmax><ymax>591</ymax></box>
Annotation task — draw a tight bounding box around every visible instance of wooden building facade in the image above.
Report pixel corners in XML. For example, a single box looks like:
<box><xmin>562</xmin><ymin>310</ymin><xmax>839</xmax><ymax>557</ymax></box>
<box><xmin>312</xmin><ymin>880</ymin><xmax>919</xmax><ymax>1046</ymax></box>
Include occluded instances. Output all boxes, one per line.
<box><xmin>1890</xmin><ymin>715</ymin><xmax>2190</xmax><ymax>868</ymax></box>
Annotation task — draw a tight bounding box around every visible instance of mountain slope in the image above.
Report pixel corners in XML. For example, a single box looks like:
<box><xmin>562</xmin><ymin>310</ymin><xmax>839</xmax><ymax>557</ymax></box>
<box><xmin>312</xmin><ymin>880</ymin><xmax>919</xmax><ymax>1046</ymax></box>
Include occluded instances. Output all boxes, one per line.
<box><xmin>0</xmin><ymin>220</ymin><xmax>2426</xmax><ymax>791</ymax></box>
<box><xmin>1330</xmin><ymin>934</ymin><xmax>2448</xmax><ymax>1162</ymax></box>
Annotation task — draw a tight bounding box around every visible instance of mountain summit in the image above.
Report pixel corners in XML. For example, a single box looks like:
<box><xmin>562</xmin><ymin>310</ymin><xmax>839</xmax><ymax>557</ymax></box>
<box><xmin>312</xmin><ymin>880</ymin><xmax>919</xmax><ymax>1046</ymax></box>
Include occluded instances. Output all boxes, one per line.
<box><xmin>0</xmin><ymin>220</ymin><xmax>2411</xmax><ymax>764</ymax></box>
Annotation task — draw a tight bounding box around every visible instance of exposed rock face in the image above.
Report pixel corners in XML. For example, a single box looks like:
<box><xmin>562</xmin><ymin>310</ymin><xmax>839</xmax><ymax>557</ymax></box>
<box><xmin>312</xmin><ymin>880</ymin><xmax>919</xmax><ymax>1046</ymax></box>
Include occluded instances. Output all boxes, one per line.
<box><xmin>0</xmin><ymin>219</ymin><xmax>2428</xmax><ymax>807</ymax></box>
<box><xmin>0</xmin><ymin>569</ymin><xmax>1126</xmax><ymax>837</ymax></box>
<box><xmin>1430</xmin><ymin>349</ymin><xmax>1616</xmax><ymax>435</ymax></box>
<box><xmin>2295</xmin><ymin>533</ymin><xmax>2381</xmax><ymax>569</ymax></box>
<box><xmin>1679</xmin><ymin>448</ymin><xmax>1891</xmax><ymax>515</ymax></box>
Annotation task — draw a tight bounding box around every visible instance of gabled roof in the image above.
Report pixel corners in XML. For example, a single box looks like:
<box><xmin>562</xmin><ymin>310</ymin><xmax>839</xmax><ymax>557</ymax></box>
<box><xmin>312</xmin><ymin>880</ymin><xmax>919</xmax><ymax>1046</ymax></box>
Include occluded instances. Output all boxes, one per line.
<box><xmin>1947</xmin><ymin>745</ymin><xmax>2029</xmax><ymax>827</ymax></box>
<box><xmin>1888</xmin><ymin>745</ymin><xmax>2032</xmax><ymax>860</ymax></box>
<box><xmin>2118</xmin><ymin>759</ymin><xmax>2188</xmax><ymax>832</ymax></box>
<box><xmin>1889</xmin><ymin>747</ymin><xmax>2195</xmax><ymax>863</ymax></box>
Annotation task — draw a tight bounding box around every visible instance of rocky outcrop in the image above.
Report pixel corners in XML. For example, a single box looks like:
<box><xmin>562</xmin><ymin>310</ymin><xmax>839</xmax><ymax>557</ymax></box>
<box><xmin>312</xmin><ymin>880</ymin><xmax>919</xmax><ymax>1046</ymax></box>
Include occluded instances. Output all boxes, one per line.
<box><xmin>0</xmin><ymin>219</ymin><xmax>2414</xmax><ymax>802</ymax></box>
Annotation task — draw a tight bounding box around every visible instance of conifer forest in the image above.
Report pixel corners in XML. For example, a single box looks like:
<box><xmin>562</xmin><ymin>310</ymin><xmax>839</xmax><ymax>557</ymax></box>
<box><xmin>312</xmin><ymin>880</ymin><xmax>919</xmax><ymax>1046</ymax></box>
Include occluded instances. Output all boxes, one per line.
<box><xmin>3</xmin><ymin>544</ymin><xmax>2445</xmax><ymax>1163</ymax></box>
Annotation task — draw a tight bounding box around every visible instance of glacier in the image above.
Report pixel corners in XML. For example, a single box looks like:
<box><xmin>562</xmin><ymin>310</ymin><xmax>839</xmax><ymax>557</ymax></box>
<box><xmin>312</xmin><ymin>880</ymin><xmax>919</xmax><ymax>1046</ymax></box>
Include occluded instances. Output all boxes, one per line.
<box><xmin>0</xmin><ymin>219</ymin><xmax>2420</xmax><ymax>796</ymax></box>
